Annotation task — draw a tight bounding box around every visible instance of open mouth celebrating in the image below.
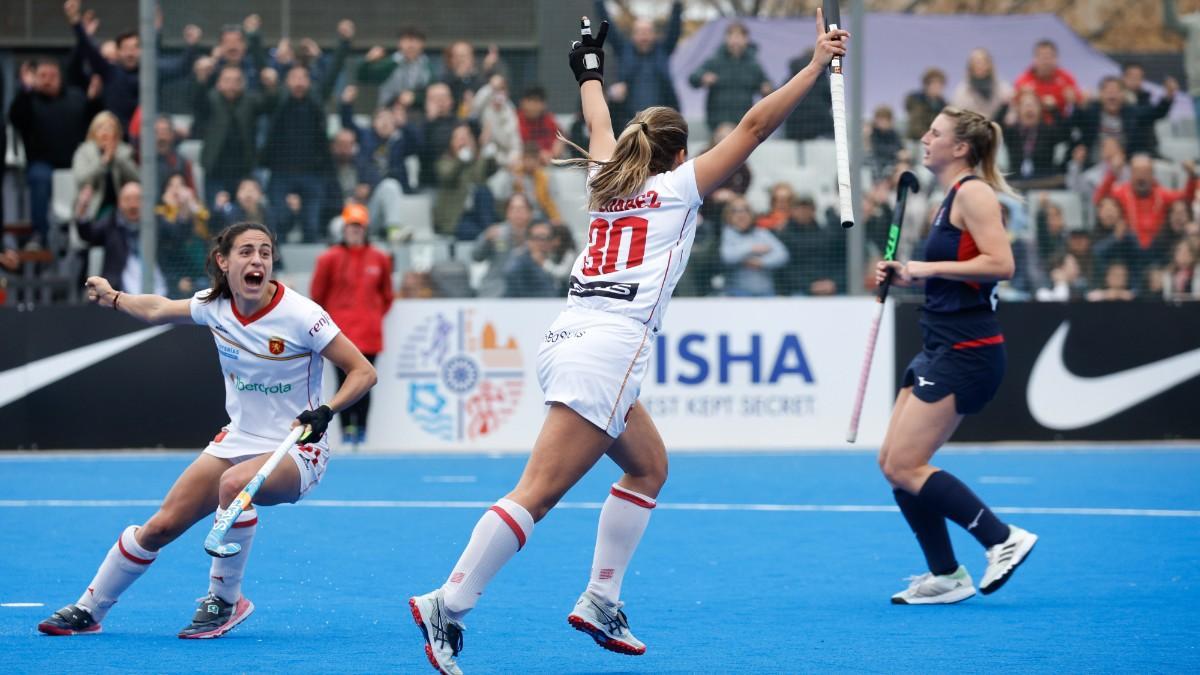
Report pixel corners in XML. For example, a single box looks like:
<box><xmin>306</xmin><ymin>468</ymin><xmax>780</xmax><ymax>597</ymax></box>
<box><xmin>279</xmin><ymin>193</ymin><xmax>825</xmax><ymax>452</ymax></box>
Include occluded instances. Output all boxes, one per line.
<box><xmin>244</xmin><ymin>270</ymin><xmax>265</xmax><ymax>290</ymax></box>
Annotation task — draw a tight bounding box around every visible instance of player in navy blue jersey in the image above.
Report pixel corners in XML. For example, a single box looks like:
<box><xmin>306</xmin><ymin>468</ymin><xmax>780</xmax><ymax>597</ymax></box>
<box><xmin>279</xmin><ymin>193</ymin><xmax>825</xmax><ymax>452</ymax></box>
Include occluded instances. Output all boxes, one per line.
<box><xmin>876</xmin><ymin>107</ymin><xmax>1038</xmax><ymax>605</ymax></box>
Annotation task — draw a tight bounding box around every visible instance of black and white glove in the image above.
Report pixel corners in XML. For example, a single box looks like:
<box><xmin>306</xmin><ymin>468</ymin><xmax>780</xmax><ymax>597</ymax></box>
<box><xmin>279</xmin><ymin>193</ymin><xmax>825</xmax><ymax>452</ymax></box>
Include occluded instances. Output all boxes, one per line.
<box><xmin>295</xmin><ymin>405</ymin><xmax>332</xmax><ymax>444</ymax></box>
<box><xmin>569</xmin><ymin>17</ymin><xmax>608</xmax><ymax>86</ymax></box>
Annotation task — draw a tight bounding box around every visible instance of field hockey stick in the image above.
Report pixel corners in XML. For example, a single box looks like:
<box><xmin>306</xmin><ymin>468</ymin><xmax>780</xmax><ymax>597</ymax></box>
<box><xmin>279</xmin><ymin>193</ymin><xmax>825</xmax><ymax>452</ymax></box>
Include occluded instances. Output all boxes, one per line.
<box><xmin>204</xmin><ymin>425</ymin><xmax>305</xmax><ymax>557</ymax></box>
<box><xmin>824</xmin><ymin>0</ymin><xmax>854</xmax><ymax>229</ymax></box>
<box><xmin>846</xmin><ymin>170</ymin><xmax>919</xmax><ymax>443</ymax></box>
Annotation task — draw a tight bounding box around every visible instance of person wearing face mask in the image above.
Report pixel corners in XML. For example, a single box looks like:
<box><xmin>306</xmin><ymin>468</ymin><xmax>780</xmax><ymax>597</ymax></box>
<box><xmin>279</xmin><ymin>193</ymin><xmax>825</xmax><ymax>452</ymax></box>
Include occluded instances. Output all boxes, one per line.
<box><xmin>40</xmin><ymin>221</ymin><xmax>376</xmax><ymax>640</ymax></box>
<box><xmin>1094</xmin><ymin>152</ymin><xmax>1198</xmax><ymax>251</ymax></box>
<box><xmin>433</xmin><ymin>122</ymin><xmax>499</xmax><ymax>240</ymax></box>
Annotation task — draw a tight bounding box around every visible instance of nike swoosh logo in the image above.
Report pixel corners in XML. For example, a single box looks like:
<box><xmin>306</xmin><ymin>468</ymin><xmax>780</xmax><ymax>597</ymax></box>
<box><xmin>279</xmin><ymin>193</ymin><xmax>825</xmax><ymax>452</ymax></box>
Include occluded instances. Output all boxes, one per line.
<box><xmin>0</xmin><ymin>326</ymin><xmax>171</xmax><ymax>410</ymax></box>
<box><xmin>1027</xmin><ymin>321</ymin><xmax>1200</xmax><ymax>430</ymax></box>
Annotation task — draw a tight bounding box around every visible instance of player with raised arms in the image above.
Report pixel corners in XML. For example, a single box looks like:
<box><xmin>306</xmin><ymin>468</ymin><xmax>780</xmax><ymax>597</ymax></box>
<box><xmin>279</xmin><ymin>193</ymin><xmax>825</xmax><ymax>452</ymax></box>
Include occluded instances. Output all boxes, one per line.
<box><xmin>407</xmin><ymin>13</ymin><xmax>848</xmax><ymax>674</ymax></box>
<box><xmin>37</xmin><ymin>222</ymin><xmax>377</xmax><ymax>638</ymax></box>
<box><xmin>876</xmin><ymin>108</ymin><xmax>1038</xmax><ymax>605</ymax></box>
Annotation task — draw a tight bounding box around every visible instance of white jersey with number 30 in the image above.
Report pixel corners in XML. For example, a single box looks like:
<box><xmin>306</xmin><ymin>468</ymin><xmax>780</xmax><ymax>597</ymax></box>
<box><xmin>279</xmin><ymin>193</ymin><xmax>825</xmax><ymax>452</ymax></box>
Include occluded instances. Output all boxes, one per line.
<box><xmin>565</xmin><ymin>159</ymin><xmax>702</xmax><ymax>332</ymax></box>
<box><xmin>189</xmin><ymin>282</ymin><xmax>341</xmax><ymax>440</ymax></box>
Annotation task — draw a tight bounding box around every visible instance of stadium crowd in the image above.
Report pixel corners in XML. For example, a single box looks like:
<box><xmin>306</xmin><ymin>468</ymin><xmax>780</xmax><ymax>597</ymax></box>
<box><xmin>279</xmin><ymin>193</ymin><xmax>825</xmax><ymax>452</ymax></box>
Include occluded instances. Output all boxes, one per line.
<box><xmin>3</xmin><ymin>0</ymin><xmax>1200</xmax><ymax>303</ymax></box>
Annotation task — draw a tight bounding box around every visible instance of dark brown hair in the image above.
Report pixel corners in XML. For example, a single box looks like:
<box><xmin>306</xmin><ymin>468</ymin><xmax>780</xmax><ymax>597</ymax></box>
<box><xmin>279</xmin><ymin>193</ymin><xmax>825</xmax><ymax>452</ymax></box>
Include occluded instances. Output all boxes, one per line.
<box><xmin>201</xmin><ymin>222</ymin><xmax>276</xmax><ymax>304</ymax></box>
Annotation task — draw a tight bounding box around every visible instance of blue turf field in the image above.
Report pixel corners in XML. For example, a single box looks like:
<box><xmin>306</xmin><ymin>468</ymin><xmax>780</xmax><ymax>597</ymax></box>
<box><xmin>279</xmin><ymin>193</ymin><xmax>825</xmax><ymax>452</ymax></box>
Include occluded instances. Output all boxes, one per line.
<box><xmin>2</xmin><ymin>448</ymin><xmax>1198</xmax><ymax>673</ymax></box>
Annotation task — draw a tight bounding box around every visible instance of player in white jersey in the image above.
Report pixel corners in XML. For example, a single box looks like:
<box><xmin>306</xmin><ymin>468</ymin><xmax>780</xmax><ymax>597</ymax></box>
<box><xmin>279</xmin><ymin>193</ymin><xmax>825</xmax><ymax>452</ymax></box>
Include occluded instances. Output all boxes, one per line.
<box><xmin>409</xmin><ymin>14</ymin><xmax>849</xmax><ymax>674</ymax></box>
<box><xmin>38</xmin><ymin>222</ymin><xmax>377</xmax><ymax>639</ymax></box>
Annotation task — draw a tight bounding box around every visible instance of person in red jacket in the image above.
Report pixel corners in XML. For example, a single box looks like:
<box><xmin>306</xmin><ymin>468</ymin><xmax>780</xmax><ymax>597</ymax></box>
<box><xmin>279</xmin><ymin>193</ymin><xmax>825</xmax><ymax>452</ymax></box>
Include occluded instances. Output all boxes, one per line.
<box><xmin>1012</xmin><ymin>39</ymin><xmax>1081</xmax><ymax>122</ymax></box>
<box><xmin>310</xmin><ymin>203</ymin><xmax>394</xmax><ymax>446</ymax></box>
<box><xmin>1094</xmin><ymin>153</ymin><xmax>1198</xmax><ymax>250</ymax></box>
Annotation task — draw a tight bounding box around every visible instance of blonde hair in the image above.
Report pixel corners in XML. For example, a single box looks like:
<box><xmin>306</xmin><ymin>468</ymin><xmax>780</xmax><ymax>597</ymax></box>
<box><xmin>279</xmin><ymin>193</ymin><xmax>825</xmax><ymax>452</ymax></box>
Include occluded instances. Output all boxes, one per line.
<box><xmin>558</xmin><ymin>106</ymin><xmax>689</xmax><ymax>211</ymax></box>
<box><xmin>87</xmin><ymin>111</ymin><xmax>121</xmax><ymax>143</ymax></box>
<box><xmin>938</xmin><ymin>106</ymin><xmax>1018</xmax><ymax>198</ymax></box>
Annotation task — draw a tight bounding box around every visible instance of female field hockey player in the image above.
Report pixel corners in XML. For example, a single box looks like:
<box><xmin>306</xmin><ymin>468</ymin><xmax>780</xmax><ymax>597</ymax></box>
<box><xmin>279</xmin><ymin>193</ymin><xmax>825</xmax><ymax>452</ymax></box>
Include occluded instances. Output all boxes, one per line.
<box><xmin>408</xmin><ymin>13</ymin><xmax>848</xmax><ymax>674</ymax></box>
<box><xmin>38</xmin><ymin>222</ymin><xmax>377</xmax><ymax>638</ymax></box>
<box><xmin>876</xmin><ymin>108</ymin><xmax>1038</xmax><ymax>605</ymax></box>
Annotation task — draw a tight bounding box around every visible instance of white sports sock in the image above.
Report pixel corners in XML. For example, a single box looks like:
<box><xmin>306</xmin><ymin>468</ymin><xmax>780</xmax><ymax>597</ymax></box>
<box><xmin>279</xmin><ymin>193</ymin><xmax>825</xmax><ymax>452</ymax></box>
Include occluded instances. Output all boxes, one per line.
<box><xmin>585</xmin><ymin>484</ymin><xmax>656</xmax><ymax>606</ymax></box>
<box><xmin>441</xmin><ymin>498</ymin><xmax>534</xmax><ymax>620</ymax></box>
<box><xmin>76</xmin><ymin>525</ymin><xmax>158</xmax><ymax>622</ymax></box>
<box><xmin>208</xmin><ymin>508</ymin><xmax>258</xmax><ymax>603</ymax></box>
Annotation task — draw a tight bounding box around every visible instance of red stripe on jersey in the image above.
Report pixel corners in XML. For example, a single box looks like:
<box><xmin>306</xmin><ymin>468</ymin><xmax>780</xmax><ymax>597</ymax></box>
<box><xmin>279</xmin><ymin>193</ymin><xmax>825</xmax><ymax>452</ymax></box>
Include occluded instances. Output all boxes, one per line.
<box><xmin>956</xmin><ymin>228</ymin><xmax>982</xmax><ymax>290</ymax></box>
<box><xmin>231</xmin><ymin>281</ymin><xmax>287</xmax><ymax>326</ymax></box>
<box><xmin>117</xmin><ymin>534</ymin><xmax>154</xmax><ymax>565</ymax></box>
<box><xmin>489</xmin><ymin>505</ymin><xmax>527</xmax><ymax>550</ymax></box>
<box><xmin>212</xmin><ymin>429</ymin><xmax>228</xmax><ymax>444</ymax></box>
<box><xmin>610</xmin><ymin>485</ymin><xmax>656</xmax><ymax>509</ymax></box>
<box><xmin>953</xmin><ymin>334</ymin><xmax>1005</xmax><ymax>350</ymax></box>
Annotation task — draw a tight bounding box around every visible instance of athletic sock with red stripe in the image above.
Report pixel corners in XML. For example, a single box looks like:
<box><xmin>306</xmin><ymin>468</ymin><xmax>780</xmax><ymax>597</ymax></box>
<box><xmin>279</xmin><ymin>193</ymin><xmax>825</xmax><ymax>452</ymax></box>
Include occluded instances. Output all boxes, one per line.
<box><xmin>893</xmin><ymin>488</ymin><xmax>959</xmax><ymax>576</ymax></box>
<box><xmin>208</xmin><ymin>508</ymin><xmax>258</xmax><ymax>603</ymax></box>
<box><xmin>441</xmin><ymin>498</ymin><xmax>534</xmax><ymax>620</ymax></box>
<box><xmin>585</xmin><ymin>484</ymin><xmax>656</xmax><ymax>605</ymax></box>
<box><xmin>76</xmin><ymin>525</ymin><xmax>158</xmax><ymax>621</ymax></box>
<box><xmin>917</xmin><ymin>470</ymin><xmax>1010</xmax><ymax>548</ymax></box>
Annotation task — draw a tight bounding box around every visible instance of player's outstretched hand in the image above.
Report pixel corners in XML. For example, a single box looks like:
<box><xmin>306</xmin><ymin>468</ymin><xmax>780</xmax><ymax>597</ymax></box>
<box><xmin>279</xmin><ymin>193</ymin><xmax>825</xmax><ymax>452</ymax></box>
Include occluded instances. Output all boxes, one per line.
<box><xmin>569</xmin><ymin>16</ymin><xmax>608</xmax><ymax>85</ymax></box>
<box><xmin>809</xmin><ymin>8</ymin><xmax>849</xmax><ymax>69</ymax></box>
<box><xmin>295</xmin><ymin>405</ymin><xmax>333</xmax><ymax>444</ymax></box>
<box><xmin>85</xmin><ymin>276</ymin><xmax>118</xmax><ymax>308</ymax></box>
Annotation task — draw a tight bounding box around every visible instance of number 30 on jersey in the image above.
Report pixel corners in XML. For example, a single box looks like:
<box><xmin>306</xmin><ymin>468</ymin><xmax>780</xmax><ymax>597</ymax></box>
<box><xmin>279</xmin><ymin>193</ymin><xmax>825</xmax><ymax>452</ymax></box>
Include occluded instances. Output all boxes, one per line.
<box><xmin>582</xmin><ymin>216</ymin><xmax>649</xmax><ymax>276</ymax></box>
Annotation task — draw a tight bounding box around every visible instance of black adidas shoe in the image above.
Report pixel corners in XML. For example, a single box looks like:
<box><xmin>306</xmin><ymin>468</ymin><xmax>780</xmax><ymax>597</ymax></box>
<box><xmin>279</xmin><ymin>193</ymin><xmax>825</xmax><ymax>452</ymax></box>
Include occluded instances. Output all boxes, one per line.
<box><xmin>38</xmin><ymin>604</ymin><xmax>101</xmax><ymax>636</ymax></box>
<box><xmin>177</xmin><ymin>593</ymin><xmax>254</xmax><ymax>639</ymax></box>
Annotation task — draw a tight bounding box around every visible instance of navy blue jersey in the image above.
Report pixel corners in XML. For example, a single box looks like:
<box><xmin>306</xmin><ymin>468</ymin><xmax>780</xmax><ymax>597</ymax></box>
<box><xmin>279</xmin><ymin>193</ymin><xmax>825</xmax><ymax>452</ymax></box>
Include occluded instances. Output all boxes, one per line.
<box><xmin>923</xmin><ymin>176</ymin><xmax>998</xmax><ymax>315</ymax></box>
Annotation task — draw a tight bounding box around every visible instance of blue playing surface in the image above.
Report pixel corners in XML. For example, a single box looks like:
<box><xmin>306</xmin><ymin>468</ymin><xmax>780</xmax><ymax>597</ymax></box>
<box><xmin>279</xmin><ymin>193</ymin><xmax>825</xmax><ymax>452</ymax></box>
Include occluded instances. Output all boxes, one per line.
<box><xmin>2</xmin><ymin>447</ymin><xmax>1198</xmax><ymax>673</ymax></box>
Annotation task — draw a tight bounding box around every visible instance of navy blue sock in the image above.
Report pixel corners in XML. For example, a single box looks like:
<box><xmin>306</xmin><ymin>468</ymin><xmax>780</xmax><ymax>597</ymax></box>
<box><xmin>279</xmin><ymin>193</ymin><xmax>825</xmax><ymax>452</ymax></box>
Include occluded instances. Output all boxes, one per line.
<box><xmin>917</xmin><ymin>471</ymin><xmax>1009</xmax><ymax>548</ymax></box>
<box><xmin>893</xmin><ymin>489</ymin><xmax>959</xmax><ymax>576</ymax></box>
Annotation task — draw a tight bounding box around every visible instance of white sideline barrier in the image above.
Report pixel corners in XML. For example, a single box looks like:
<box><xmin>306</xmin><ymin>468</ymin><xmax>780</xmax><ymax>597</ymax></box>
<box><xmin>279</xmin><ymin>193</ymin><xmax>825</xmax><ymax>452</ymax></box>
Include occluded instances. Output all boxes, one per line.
<box><xmin>337</xmin><ymin>297</ymin><xmax>895</xmax><ymax>452</ymax></box>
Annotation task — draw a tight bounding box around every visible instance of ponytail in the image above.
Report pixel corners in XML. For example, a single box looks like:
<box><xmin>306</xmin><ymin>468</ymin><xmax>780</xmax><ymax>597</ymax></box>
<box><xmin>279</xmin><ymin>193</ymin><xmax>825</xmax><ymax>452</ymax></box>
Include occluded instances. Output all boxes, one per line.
<box><xmin>980</xmin><ymin>121</ymin><xmax>1018</xmax><ymax>198</ymax></box>
<box><xmin>201</xmin><ymin>222</ymin><xmax>276</xmax><ymax>303</ymax></box>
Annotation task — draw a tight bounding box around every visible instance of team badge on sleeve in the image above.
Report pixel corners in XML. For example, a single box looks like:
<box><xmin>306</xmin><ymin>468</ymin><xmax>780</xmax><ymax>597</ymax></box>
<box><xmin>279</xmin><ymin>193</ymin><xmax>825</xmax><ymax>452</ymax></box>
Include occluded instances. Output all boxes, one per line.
<box><xmin>268</xmin><ymin>337</ymin><xmax>285</xmax><ymax>355</ymax></box>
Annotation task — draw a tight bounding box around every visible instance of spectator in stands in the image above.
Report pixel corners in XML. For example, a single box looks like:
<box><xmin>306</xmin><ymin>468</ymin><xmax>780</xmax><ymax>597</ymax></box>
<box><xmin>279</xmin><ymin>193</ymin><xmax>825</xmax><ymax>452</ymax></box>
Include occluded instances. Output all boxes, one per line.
<box><xmin>1092</xmin><ymin>195</ymin><xmax>1142</xmax><ymax>287</ymax></box>
<box><xmin>260</xmin><ymin>21</ymin><xmax>352</xmax><ymax>242</ymax></box>
<box><xmin>1095</xmin><ymin>153</ymin><xmax>1198</xmax><ymax>251</ymax></box>
<box><xmin>1156</xmin><ymin>198</ymin><xmax>1194</xmax><ymax>255</ymax></box>
<box><xmin>689</xmin><ymin>22</ymin><xmax>773</xmax><ymax>132</ymax></box>
<box><xmin>543</xmin><ymin>222</ymin><xmax>578</xmax><ymax>295</ymax></box>
<box><xmin>213</xmin><ymin>177</ymin><xmax>273</xmax><ymax>233</ymax></box>
<box><xmin>399</xmin><ymin>270</ymin><xmax>439</xmax><ymax>298</ymax></box>
<box><xmin>434</xmin><ymin>123</ymin><xmax>497</xmax><ymax>240</ymax></box>
<box><xmin>359</xmin><ymin>26</ymin><xmax>437</xmax><ymax>110</ymax></box>
<box><xmin>756</xmin><ymin>182</ymin><xmax>795</xmax><ymax>231</ymax></box>
<box><xmin>904</xmin><ymin>68</ymin><xmax>946</xmax><ymax>141</ymax></box>
<box><xmin>416</xmin><ymin>82</ymin><xmax>458</xmax><ymax>188</ymax></box>
<box><xmin>64</xmin><ymin>0</ymin><xmax>139</xmax><ymax>132</ymax></box>
<box><xmin>337</xmin><ymin>85</ymin><xmax>419</xmax><ymax>234</ymax></box>
<box><xmin>309</xmin><ymin>203</ymin><xmax>394</xmax><ymax>445</ymax></box>
<box><xmin>1162</xmin><ymin>0</ymin><xmax>1200</xmax><ymax>137</ymax></box>
<box><xmin>76</xmin><ymin>181</ymin><xmax>165</xmax><ymax>293</ymax></box>
<box><xmin>1161</xmin><ymin>239</ymin><xmax>1200</xmax><ymax>299</ymax></box>
<box><xmin>440</xmin><ymin>41</ymin><xmax>505</xmax><ymax>114</ymax></box>
<box><xmin>720</xmin><ymin>196</ymin><xmax>788</xmax><ymax>297</ymax></box>
<box><xmin>698</xmin><ymin>122</ymin><xmax>752</xmax><ymax>225</ymax></box>
<box><xmin>1071</xmin><ymin>75</ymin><xmax>1176</xmax><ymax>163</ymax></box>
<box><xmin>471</xmin><ymin>74</ymin><xmax>523</xmax><ymax>168</ymax></box>
<box><xmin>950</xmin><ymin>48</ymin><xmax>1013</xmax><ymax>121</ymax></box>
<box><xmin>9</xmin><ymin>58</ymin><xmax>100</xmax><ymax>247</ymax></box>
<box><xmin>192</xmin><ymin>64</ymin><xmax>279</xmax><ymax>209</ymax></box>
<box><xmin>489</xmin><ymin>143</ymin><xmax>562</xmax><ymax>226</ymax></box>
<box><xmin>1035</xmin><ymin>252</ymin><xmax>1086</xmax><ymax>302</ymax></box>
<box><xmin>503</xmin><ymin>221</ymin><xmax>560</xmax><ymax>298</ymax></box>
<box><xmin>1035</xmin><ymin>195</ymin><xmax>1070</xmax><ymax>265</ymax></box>
<box><xmin>155</xmin><ymin>173</ymin><xmax>209</xmax><ymax>298</ymax></box>
<box><xmin>516</xmin><ymin>87</ymin><xmax>564</xmax><ymax>163</ymax></box>
<box><xmin>775</xmin><ymin>195</ymin><xmax>841</xmax><ymax>296</ymax></box>
<box><xmin>1067</xmin><ymin>136</ymin><xmax>1127</xmax><ymax>200</ymax></box>
<box><xmin>1088</xmin><ymin>261</ymin><xmax>1136</xmax><ymax>301</ymax></box>
<box><xmin>152</xmin><ymin>117</ymin><xmax>195</xmax><ymax>198</ymax></box>
<box><xmin>1121</xmin><ymin>62</ymin><xmax>1152</xmax><ymax>107</ymax></box>
<box><xmin>1013</xmin><ymin>39</ymin><xmax>1082</xmax><ymax>122</ymax></box>
<box><xmin>784</xmin><ymin>49</ymin><xmax>834</xmax><ymax>141</ymax></box>
<box><xmin>592</xmin><ymin>0</ymin><xmax>683</xmax><ymax>128</ymax></box>
<box><xmin>866</xmin><ymin>105</ymin><xmax>903</xmax><ymax>181</ymax></box>
<box><xmin>1000</xmin><ymin>91</ymin><xmax>1070</xmax><ymax>189</ymax></box>
<box><xmin>473</xmin><ymin>193</ymin><xmax>533</xmax><ymax>298</ymax></box>
<box><xmin>202</xmin><ymin>15</ymin><xmax>268</xmax><ymax>93</ymax></box>
<box><xmin>73</xmin><ymin>111</ymin><xmax>140</xmax><ymax>223</ymax></box>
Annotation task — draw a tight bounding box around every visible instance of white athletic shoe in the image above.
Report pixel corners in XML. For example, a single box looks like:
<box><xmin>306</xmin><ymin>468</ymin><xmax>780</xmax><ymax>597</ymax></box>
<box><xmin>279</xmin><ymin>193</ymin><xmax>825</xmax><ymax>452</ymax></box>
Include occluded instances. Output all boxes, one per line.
<box><xmin>980</xmin><ymin>525</ymin><xmax>1038</xmax><ymax>595</ymax></box>
<box><xmin>409</xmin><ymin>589</ymin><xmax>465</xmax><ymax>675</ymax></box>
<box><xmin>567</xmin><ymin>590</ymin><xmax>646</xmax><ymax>655</ymax></box>
<box><xmin>891</xmin><ymin>565</ymin><xmax>977</xmax><ymax>605</ymax></box>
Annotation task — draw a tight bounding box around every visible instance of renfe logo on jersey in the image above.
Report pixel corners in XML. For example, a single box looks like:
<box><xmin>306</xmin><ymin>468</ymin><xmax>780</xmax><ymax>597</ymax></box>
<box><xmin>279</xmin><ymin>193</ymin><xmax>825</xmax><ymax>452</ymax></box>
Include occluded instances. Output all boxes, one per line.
<box><xmin>394</xmin><ymin>310</ymin><xmax>524</xmax><ymax>442</ymax></box>
<box><xmin>568</xmin><ymin>276</ymin><xmax>640</xmax><ymax>301</ymax></box>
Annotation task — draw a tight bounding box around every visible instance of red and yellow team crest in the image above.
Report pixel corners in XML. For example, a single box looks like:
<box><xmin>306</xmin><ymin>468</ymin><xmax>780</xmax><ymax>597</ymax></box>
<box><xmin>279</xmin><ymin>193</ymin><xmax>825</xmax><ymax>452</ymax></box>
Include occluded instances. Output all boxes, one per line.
<box><xmin>268</xmin><ymin>337</ymin><xmax>285</xmax><ymax>355</ymax></box>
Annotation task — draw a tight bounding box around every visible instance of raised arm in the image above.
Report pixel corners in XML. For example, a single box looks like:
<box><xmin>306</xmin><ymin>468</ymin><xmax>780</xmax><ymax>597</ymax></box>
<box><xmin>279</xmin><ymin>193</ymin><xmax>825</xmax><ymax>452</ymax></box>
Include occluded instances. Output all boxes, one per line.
<box><xmin>1164</xmin><ymin>0</ymin><xmax>1188</xmax><ymax>37</ymax></box>
<box><xmin>663</xmin><ymin>1</ymin><xmax>684</xmax><ymax>52</ymax></box>
<box><xmin>64</xmin><ymin>1</ymin><xmax>111</xmax><ymax>82</ymax></box>
<box><xmin>694</xmin><ymin>10</ymin><xmax>848</xmax><ymax>197</ymax></box>
<box><xmin>569</xmin><ymin>19</ymin><xmax>617</xmax><ymax>160</ymax></box>
<box><xmin>592</xmin><ymin>1</ymin><xmax>626</xmax><ymax>52</ymax></box>
<box><xmin>85</xmin><ymin>275</ymin><xmax>195</xmax><ymax>324</ymax></box>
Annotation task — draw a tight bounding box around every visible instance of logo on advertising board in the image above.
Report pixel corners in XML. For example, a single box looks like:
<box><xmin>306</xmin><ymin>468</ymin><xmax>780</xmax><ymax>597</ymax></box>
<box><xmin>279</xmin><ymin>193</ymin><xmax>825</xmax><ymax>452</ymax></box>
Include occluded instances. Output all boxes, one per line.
<box><xmin>395</xmin><ymin>310</ymin><xmax>524</xmax><ymax>441</ymax></box>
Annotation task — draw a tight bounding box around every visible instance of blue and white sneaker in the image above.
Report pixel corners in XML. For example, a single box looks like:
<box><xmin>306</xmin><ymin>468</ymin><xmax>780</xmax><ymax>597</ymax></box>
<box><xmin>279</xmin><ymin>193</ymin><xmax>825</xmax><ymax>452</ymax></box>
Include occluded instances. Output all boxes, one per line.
<box><xmin>567</xmin><ymin>590</ymin><xmax>646</xmax><ymax>655</ymax></box>
<box><xmin>409</xmin><ymin>589</ymin><xmax>465</xmax><ymax>675</ymax></box>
